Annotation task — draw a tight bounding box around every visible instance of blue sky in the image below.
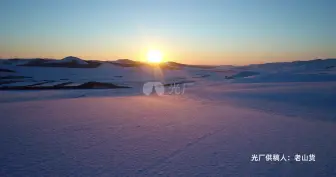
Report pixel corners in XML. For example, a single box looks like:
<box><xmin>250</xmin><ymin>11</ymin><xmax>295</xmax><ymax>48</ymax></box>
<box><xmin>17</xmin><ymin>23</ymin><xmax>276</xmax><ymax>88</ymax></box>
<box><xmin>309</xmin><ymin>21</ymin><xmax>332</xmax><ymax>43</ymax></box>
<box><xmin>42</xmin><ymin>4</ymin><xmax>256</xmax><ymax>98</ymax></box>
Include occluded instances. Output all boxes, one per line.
<box><xmin>0</xmin><ymin>0</ymin><xmax>335</xmax><ymax>65</ymax></box>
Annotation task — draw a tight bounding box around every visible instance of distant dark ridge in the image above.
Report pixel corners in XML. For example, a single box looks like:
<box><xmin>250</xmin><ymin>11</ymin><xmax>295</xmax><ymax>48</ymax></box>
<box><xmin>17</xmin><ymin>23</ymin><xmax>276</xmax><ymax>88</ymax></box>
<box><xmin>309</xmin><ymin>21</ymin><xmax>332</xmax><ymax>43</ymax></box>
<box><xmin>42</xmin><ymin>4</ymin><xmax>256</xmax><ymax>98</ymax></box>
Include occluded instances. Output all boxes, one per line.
<box><xmin>62</xmin><ymin>56</ymin><xmax>83</xmax><ymax>60</ymax></box>
<box><xmin>110</xmin><ymin>61</ymin><xmax>146</xmax><ymax>67</ymax></box>
<box><xmin>20</xmin><ymin>59</ymin><xmax>101</xmax><ymax>68</ymax></box>
<box><xmin>110</xmin><ymin>61</ymin><xmax>182</xmax><ymax>70</ymax></box>
<box><xmin>166</xmin><ymin>62</ymin><xmax>217</xmax><ymax>69</ymax></box>
<box><xmin>0</xmin><ymin>81</ymin><xmax>130</xmax><ymax>90</ymax></box>
<box><xmin>114</xmin><ymin>59</ymin><xmax>137</xmax><ymax>64</ymax></box>
<box><xmin>109</xmin><ymin>60</ymin><xmax>180</xmax><ymax>69</ymax></box>
<box><xmin>2</xmin><ymin>57</ymin><xmax>216</xmax><ymax>69</ymax></box>
<box><xmin>2</xmin><ymin>57</ymin><xmax>336</xmax><ymax>67</ymax></box>
<box><xmin>248</xmin><ymin>58</ymin><xmax>336</xmax><ymax>66</ymax></box>
<box><xmin>2</xmin><ymin>57</ymin><xmax>217</xmax><ymax>69</ymax></box>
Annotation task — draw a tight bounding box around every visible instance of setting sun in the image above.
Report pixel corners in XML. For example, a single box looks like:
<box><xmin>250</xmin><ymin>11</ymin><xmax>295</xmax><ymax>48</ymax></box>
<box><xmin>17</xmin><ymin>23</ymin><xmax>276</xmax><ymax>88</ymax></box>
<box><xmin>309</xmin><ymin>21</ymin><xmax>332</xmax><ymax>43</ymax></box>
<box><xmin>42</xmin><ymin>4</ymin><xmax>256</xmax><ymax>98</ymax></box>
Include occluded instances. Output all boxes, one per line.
<box><xmin>147</xmin><ymin>50</ymin><xmax>163</xmax><ymax>63</ymax></box>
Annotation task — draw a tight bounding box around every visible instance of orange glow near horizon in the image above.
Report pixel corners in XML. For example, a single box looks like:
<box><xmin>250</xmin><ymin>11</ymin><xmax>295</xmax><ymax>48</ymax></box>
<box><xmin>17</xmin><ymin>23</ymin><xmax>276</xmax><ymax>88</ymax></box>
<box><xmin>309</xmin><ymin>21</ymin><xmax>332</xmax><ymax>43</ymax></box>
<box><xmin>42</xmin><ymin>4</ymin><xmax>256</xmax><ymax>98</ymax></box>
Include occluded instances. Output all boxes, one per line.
<box><xmin>1</xmin><ymin>50</ymin><xmax>334</xmax><ymax>66</ymax></box>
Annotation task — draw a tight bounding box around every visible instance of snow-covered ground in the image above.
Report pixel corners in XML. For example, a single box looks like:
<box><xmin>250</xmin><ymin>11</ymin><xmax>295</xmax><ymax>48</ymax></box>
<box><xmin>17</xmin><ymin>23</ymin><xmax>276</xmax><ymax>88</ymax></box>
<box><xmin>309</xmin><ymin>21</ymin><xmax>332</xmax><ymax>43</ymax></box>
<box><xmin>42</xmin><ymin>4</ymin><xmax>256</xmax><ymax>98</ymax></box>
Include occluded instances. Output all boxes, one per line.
<box><xmin>1</xmin><ymin>58</ymin><xmax>336</xmax><ymax>176</ymax></box>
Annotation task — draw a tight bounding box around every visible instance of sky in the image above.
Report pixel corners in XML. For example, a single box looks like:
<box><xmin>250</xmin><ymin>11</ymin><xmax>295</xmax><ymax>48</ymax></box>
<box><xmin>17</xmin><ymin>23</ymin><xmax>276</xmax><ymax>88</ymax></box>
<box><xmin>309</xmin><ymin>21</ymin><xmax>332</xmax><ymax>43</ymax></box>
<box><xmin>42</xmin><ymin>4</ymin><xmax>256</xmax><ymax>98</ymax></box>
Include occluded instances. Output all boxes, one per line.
<box><xmin>0</xmin><ymin>0</ymin><xmax>335</xmax><ymax>65</ymax></box>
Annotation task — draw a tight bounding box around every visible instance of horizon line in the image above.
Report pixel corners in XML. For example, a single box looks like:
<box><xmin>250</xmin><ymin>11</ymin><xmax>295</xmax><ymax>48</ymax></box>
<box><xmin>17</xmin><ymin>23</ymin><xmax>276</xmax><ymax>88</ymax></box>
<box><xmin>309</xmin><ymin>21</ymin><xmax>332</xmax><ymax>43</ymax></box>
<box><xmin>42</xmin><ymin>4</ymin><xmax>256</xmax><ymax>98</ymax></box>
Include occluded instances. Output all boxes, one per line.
<box><xmin>1</xmin><ymin>56</ymin><xmax>336</xmax><ymax>67</ymax></box>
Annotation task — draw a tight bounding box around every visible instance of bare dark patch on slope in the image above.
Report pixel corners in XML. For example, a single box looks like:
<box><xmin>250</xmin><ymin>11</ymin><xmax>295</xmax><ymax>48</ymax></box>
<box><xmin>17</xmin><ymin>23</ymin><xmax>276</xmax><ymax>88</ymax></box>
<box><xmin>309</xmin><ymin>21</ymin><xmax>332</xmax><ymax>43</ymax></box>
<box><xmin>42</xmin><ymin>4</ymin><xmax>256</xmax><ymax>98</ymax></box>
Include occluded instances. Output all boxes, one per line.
<box><xmin>0</xmin><ymin>81</ymin><xmax>130</xmax><ymax>90</ymax></box>
<box><xmin>163</xmin><ymin>80</ymin><xmax>195</xmax><ymax>87</ymax></box>
<box><xmin>0</xmin><ymin>76</ymin><xmax>32</xmax><ymax>79</ymax></box>
<box><xmin>0</xmin><ymin>80</ymin><xmax>21</xmax><ymax>85</ymax></box>
<box><xmin>0</xmin><ymin>68</ymin><xmax>15</xmax><ymax>72</ymax></box>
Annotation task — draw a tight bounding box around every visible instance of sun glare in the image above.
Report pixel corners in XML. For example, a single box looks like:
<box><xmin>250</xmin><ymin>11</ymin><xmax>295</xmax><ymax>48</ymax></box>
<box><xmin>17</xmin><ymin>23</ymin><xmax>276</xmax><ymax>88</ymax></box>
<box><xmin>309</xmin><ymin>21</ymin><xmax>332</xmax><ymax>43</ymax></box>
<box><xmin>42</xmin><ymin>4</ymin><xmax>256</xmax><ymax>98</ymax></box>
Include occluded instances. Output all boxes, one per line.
<box><xmin>147</xmin><ymin>50</ymin><xmax>163</xmax><ymax>63</ymax></box>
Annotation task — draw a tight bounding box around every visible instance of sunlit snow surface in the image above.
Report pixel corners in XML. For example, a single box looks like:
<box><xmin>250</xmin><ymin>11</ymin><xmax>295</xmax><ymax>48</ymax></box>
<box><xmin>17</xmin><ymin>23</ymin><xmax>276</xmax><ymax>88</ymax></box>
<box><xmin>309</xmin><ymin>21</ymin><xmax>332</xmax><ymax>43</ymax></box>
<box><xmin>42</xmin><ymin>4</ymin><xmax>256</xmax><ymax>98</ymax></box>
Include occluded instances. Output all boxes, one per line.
<box><xmin>1</xmin><ymin>81</ymin><xmax>336</xmax><ymax>177</ymax></box>
<box><xmin>1</xmin><ymin>60</ymin><xmax>336</xmax><ymax>176</ymax></box>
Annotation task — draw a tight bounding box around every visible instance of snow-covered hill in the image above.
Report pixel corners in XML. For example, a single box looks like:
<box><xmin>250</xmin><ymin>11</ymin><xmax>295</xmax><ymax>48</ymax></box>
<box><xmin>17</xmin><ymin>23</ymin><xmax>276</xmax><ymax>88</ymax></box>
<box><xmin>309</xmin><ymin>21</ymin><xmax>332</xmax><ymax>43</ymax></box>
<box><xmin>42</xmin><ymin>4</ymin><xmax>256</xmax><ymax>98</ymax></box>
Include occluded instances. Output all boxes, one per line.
<box><xmin>1</xmin><ymin>58</ymin><xmax>336</xmax><ymax>89</ymax></box>
<box><xmin>48</xmin><ymin>56</ymin><xmax>88</xmax><ymax>65</ymax></box>
<box><xmin>1</xmin><ymin>81</ymin><xmax>336</xmax><ymax>176</ymax></box>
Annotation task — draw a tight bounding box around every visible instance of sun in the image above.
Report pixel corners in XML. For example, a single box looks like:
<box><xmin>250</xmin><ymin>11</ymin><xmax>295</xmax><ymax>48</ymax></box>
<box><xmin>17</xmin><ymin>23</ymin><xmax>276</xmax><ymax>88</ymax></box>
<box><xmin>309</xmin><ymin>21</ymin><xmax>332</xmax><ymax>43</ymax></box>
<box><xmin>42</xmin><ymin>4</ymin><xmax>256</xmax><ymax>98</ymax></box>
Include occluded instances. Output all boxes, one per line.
<box><xmin>147</xmin><ymin>50</ymin><xmax>163</xmax><ymax>63</ymax></box>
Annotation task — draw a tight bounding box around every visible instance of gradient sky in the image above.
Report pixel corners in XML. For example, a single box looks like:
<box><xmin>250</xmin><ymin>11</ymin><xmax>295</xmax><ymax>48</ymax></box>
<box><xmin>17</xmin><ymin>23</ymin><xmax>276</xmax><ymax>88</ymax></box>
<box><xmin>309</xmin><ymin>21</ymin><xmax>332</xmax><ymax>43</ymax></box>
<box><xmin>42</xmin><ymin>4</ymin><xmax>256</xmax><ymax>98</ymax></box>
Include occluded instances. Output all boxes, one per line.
<box><xmin>0</xmin><ymin>0</ymin><xmax>335</xmax><ymax>65</ymax></box>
